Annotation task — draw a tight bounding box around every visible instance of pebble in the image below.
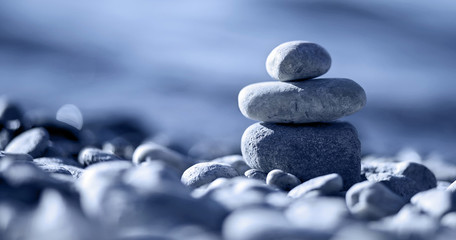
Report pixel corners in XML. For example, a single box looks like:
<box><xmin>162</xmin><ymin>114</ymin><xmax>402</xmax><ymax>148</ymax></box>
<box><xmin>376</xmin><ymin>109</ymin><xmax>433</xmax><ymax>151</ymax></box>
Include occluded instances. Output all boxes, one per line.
<box><xmin>362</xmin><ymin>161</ymin><xmax>437</xmax><ymax>200</ymax></box>
<box><xmin>346</xmin><ymin>181</ymin><xmax>406</xmax><ymax>220</ymax></box>
<box><xmin>333</xmin><ymin>224</ymin><xmax>399</xmax><ymax>240</ymax></box>
<box><xmin>242</xmin><ymin>122</ymin><xmax>361</xmax><ymax>189</ymax></box>
<box><xmin>266</xmin><ymin>41</ymin><xmax>331</xmax><ymax>81</ymax></box>
<box><xmin>238</xmin><ymin>79</ymin><xmax>366</xmax><ymax>123</ymax></box>
<box><xmin>211</xmin><ymin>155</ymin><xmax>250</xmax><ymax>175</ymax></box>
<box><xmin>371</xmin><ymin>204</ymin><xmax>441</xmax><ymax>240</ymax></box>
<box><xmin>411</xmin><ymin>188</ymin><xmax>456</xmax><ymax>219</ymax></box>
<box><xmin>288</xmin><ymin>173</ymin><xmax>343</xmax><ymax>198</ymax></box>
<box><xmin>244</xmin><ymin>169</ymin><xmax>267</xmax><ymax>181</ymax></box>
<box><xmin>12</xmin><ymin>189</ymin><xmax>99</xmax><ymax>240</ymax></box>
<box><xmin>78</xmin><ymin>147</ymin><xmax>121</xmax><ymax>166</ymax></box>
<box><xmin>265</xmin><ymin>169</ymin><xmax>301</xmax><ymax>191</ymax></box>
<box><xmin>285</xmin><ymin>197</ymin><xmax>351</xmax><ymax>233</ymax></box>
<box><xmin>0</xmin><ymin>161</ymin><xmax>76</xmax><ymax>204</ymax></box>
<box><xmin>223</xmin><ymin>208</ymin><xmax>325</xmax><ymax>240</ymax></box>
<box><xmin>0</xmin><ymin>151</ymin><xmax>33</xmax><ymax>161</ymax></box>
<box><xmin>4</xmin><ymin>128</ymin><xmax>49</xmax><ymax>158</ymax></box>
<box><xmin>181</xmin><ymin>162</ymin><xmax>239</xmax><ymax>188</ymax></box>
<box><xmin>132</xmin><ymin>142</ymin><xmax>191</xmax><ymax>173</ymax></box>
<box><xmin>441</xmin><ymin>212</ymin><xmax>456</xmax><ymax>229</ymax></box>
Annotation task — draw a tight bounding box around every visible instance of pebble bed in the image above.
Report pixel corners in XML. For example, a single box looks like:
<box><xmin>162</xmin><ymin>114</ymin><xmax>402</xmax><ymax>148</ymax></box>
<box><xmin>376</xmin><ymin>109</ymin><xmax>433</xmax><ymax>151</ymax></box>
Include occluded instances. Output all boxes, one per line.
<box><xmin>1</xmin><ymin>41</ymin><xmax>456</xmax><ymax>240</ymax></box>
<box><xmin>1</xmin><ymin>98</ymin><xmax>456</xmax><ymax>240</ymax></box>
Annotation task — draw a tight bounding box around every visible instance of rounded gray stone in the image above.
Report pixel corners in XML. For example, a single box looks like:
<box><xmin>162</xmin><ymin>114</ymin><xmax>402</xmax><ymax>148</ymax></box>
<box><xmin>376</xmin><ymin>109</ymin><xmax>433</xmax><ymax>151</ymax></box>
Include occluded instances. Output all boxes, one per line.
<box><xmin>181</xmin><ymin>162</ymin><xmax>239</xmax><ymax>188</ymax></box>
<box><xmin>238</xmin><ymin>79</ymin><xmax>366</xmax><ymax>123</ymax></box>
<box><xmin>133</xmin><ymin>142</ymin><xmax>191</xmax><ymax>173</ymax></box>
<box><xmin>266</xmin><ymin>41</ymin><xmax>331</xmax><ymax>81</ymax></box>
<box><xmin>346</xmin><ymin>181</ymin><xmax>406</xmax><ymax>220</ymax></box>
<box><xmin>411</xmin><ymin>189</ymin><xmax>456</xmax><ymax>219</ymax></box>
<box><xmin>362</xmin><ymin>161</ymin><xmax>437</xmax><ymax>200</ymax></box>
<box><xmin>266</xmin><ymin>169</ymin><xmax>301</xmax><ymax>191</ymax></box>
<box><xmin>241</xmin><ymin>122</ymin><xmax>361</xmax><ymax>189</ymax></box>
<box><xmin>288</xmin><ymin>173</ymin><xmax>343</xmax><ymax>198</ymax></box>
<box><xmin>212</xmin><ymin>155</ymin><xmax>250</xmax><ymax>175</ymax></box>
<box><xmin>5</xmin><ymin>128</ymin><xmax>49</xmax><ymax>158</ymax></box>
<box><xmin>245</xmin><ymin>169</ymin><xmax>267</xmax><ymax>181</ymax></box>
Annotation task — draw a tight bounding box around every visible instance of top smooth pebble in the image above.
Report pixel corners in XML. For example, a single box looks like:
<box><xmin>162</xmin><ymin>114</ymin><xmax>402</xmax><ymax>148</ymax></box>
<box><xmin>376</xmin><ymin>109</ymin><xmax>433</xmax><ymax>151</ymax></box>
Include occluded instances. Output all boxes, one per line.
<box><xmin>266</xmin><ymin>41</ymin><xmax>331</xmax><ymax>81</ymax></box>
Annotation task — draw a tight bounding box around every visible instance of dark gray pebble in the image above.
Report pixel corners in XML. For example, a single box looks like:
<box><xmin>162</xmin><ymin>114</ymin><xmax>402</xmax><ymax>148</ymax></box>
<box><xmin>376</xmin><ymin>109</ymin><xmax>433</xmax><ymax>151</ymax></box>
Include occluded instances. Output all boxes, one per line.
<box><xmin>362</xmin><ymin>161</ymin><xmax>437</xmax><ymax>200</ymax></box>
<box><xmin>242</xmin><ymin>122</ymin><xmax>361</xmax><ymax>189</ymax></box>
<box><xmin>266</xmin><ymin>41</ymin><xmax>331</xmax><ymax>81</ymax></box>
<box><xmin>244</xmin><ymin>169</ymin><xmax>267</xmax><ymax>181</ymax></box>
<box><xmin>5</xmin><ymin>128</ymin><xmax>49</xmax><ymax>158</ymax></box>
<box><xmin>266</xmin><ymin>169</ymin><xmax>300</xmax><ymax>191</ymax></box>
<box><xmin>346</xmin><ymin>181</ymin><xmax>406</xmax><ymax>220</ymax></box>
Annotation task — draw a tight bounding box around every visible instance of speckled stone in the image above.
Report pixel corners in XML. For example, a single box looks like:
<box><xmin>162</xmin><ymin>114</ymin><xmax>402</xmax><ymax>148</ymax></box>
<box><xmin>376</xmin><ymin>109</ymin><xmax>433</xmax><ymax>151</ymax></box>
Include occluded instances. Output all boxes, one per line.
<box><xmin>266</xmin><ymin>41</ymin><xmax>331</xmax><ymax>81</ymax></box>
<box><xmin>181</xmin><ymin>162</ymin><xmax>239</xmax><ymax>188</ymax></box>
<box><xmin>241</xmin><ymin>122</ymin><xmax>361</xmax><ymax>189</ymax></box>
<box><xmin>346</xmin><ymin>181</ymin><xmax>406</xmax><ymax>220</ymax></box>
<box><xmin>238</xmin><ymin>79</ymin><xmax>366</xmax><ymax>123</ymax></box>
<box><xmin>244</xmin><ymin>169</ymin><xmax>267</xmax><ymax>182</ymax></box>
<box><xmin>266</xmin><ymin>169</ymin><xmax>301</xmax><ymax>191</ymax></box>
<box><xmin>78</xmin><ymin>147</ymin><xmax>121</xmax><ymax>166</ymax></box>
<box><xmin>362</xmin><ymin>161</ymin><xmax>437</xmax><ymax>200</ymax></box>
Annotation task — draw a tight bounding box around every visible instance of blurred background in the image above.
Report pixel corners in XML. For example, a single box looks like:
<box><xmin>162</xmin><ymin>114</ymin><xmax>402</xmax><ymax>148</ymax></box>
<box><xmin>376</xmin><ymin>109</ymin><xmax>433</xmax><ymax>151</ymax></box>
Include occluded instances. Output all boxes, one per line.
<box><xmin>1</xmin><ymin>0</ymin><xmax>455</xmax><ymax>161</ymax></box>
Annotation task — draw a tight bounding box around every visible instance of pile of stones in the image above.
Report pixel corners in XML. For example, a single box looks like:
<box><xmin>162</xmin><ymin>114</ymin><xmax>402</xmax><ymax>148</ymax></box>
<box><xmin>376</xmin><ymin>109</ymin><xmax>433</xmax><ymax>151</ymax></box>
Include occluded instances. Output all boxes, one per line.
<box><xmin>239</xmin><ymin>40</ymin><xmax>366</xmax><ymax>190</ymax></box>
<box><xmin>1</xmin><ymin>42</ymin><xmax>456</xmax><ymax>240</ymax></box>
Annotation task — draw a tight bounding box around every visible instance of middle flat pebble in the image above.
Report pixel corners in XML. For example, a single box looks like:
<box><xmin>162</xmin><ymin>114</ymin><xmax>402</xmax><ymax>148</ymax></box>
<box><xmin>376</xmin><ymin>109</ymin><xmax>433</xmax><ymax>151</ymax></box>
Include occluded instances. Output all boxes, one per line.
<box><xmin>238</xmin><ymin>79</ymin><xmax>366</xmax><ymax>123</ymax></box>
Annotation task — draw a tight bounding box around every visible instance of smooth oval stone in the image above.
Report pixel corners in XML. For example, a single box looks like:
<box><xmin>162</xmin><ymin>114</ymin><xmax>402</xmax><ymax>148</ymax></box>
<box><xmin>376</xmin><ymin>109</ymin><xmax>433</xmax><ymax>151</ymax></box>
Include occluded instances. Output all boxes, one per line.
<box><xmin>181</xmin><ymin>162</ymin><xmax>239</xmax><ymax>188</ymax></box>
<box><xmin>411</xmin><ymin>189</ymin><xmax>456</xmax><ymax>219</ymax></box>
<box><xmin>346</xmin><ymin>181</ymin><xmax>406</xmax><ymax>220</ymax></box>
<box><xmin>78</xmin><ymin>147</ymin><xmax>121</xmax><ymax>166</ymax></box>
<box><xmin>5</xmin><ymin>128</ymin><xmax>49</xmax><ymax>158</ymax></box>
<box><xmin>266</xmin><ymin>41</ymin><xmax>331</xmax><ymax>81</ymax></box>
<box><xmin>238</xmin><ymin>79</ymin><xmax>366</xmax><ymax>123</ymax></box>
<box><xmin>133</xmin><ymin>142</ymin><xmax>191</xmax><ymax>173</ymax></box>
<box><xmin>288</xmin><ymin>173</ymin><xmax>343</xmax><ymax>198</ymax></box>
<box><xmin>441</xmin><ymin>212</ymin><xmax>456</xmax><ymax>229</ymax></box>
<box><xmin>245</xmin><ymin>169</ymin><xmax>267</xmax><ymax>182</ymax></box>
<box><xmin>242</xmin><ymin>122</ymin><xmax>361</xmax><ymax>189</ymax></box>
<box><xmin>266</xmin><ymin>169</ymin><xmax>301</xmax><ymax>191</ymax></box>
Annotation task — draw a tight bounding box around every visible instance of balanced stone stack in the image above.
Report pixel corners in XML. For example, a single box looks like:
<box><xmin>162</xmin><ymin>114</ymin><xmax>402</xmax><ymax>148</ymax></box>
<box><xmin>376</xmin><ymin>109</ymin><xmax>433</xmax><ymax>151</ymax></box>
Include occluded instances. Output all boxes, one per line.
<box><xmin>238</xmin><ymin>41</ymin><xmax>367</xmax><ymax>189</ymax></box>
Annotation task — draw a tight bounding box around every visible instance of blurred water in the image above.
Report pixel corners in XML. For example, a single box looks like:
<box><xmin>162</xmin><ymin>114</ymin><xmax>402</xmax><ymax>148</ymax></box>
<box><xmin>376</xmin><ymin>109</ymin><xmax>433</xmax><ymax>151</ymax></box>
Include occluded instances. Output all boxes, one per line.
<box><xmin>1</xmin><ymin>0</ymin><xmax>456</xmax><ymax>160</ymax></box>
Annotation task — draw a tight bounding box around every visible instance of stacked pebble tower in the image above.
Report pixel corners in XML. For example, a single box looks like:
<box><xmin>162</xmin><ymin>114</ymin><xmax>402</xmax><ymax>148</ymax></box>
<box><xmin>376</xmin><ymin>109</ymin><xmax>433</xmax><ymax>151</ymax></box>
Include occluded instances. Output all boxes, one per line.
<box><xmin>238</xmin><ymin>41</ymin><xmax>367</xmax><ymax>189</ymax></box>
